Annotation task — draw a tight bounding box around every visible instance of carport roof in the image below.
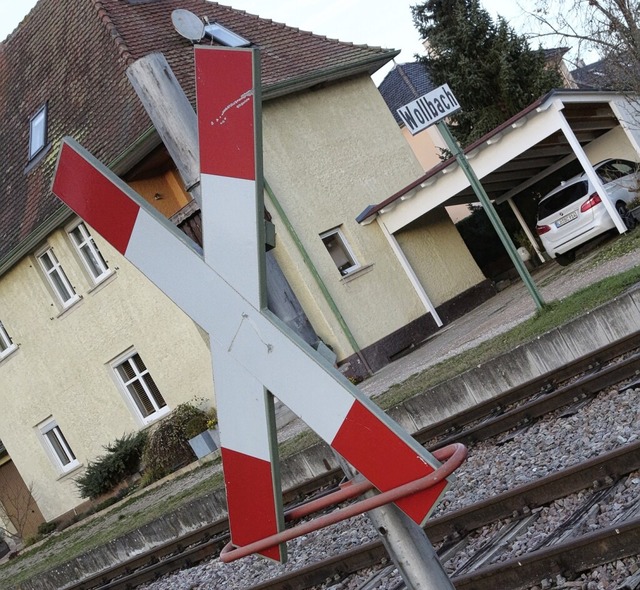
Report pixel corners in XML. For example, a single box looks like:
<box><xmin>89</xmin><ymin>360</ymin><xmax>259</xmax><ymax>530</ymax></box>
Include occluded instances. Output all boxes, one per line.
<box><xmin>357</xmin><ymin>89</ymin><xmax>635</xmax><ymax>230</ymax></box>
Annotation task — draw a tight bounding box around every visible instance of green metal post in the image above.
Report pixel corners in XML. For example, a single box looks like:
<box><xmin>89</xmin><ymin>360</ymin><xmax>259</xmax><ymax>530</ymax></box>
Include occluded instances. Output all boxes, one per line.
<box><xmin>437</xmin><ymin>121</ymin><xmax>545</xmax><ymax>311</ymax></box>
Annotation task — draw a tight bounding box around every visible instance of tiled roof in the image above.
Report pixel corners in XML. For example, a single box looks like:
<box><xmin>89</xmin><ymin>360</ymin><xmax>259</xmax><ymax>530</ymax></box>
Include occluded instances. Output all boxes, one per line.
<box><xmin>0</xmin><ymin>0</ymin><xmax>397</xmax><ymax>268</ymax></box>
<box><xmin>377</xmin><ymin>61</ymin><xmax>435</xmax><ymax>124</ymax></box>
<box><xmin>570</xmin><ymin>59</ymin><xmax>613</xmax><ymax>90</ymax></box>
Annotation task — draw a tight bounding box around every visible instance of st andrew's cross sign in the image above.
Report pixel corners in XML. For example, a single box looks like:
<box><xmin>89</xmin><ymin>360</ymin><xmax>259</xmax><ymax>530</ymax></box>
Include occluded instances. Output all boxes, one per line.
<box><xmin>52</xmin><ymin>46</ymin><xmax>454</xmax><ymax>563</ymax></box>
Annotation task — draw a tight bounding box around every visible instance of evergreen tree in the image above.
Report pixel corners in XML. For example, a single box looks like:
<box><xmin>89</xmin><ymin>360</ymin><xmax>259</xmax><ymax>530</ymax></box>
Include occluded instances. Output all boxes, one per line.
<box><xmin>412</xmin><ymin>0</ymin><xmax>563</xmax><ymax>147</ymax></box>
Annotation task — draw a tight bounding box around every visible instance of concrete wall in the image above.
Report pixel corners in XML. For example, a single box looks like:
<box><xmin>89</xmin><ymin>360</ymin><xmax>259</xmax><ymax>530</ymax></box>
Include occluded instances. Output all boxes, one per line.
<box><xmin>584</xmin><ymin>125</ymin><xmax>640</xmax><ymax>163</ymax></box>
<box><xmin>0</xmin><ymin>223</ymin><xmax>214</xmax><ymax>520</ymax></box>
<box><xmin>395</xmin><ymin>208</ymin><xmax>487</xmax><ymax>307</ymax></box>
<box><xmin>262</xmin><ymin>75</ymin><xmax>481</xmax><ymax>359</ymax></box>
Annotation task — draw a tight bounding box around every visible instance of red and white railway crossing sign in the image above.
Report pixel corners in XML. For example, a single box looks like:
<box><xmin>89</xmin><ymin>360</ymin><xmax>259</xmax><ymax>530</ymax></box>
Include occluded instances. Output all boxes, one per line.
<box><xmin>52</xmin><ymin>46</ymin><xmax>454</xmax><ymax>563</ymax></box>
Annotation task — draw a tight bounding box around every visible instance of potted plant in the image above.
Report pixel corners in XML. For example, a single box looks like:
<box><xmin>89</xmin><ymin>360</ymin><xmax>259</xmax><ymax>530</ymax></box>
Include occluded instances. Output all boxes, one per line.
<box><xmin>185</xmin><ymin>409</ymin><xmax>219</xmax><ymax>459</ymax></box>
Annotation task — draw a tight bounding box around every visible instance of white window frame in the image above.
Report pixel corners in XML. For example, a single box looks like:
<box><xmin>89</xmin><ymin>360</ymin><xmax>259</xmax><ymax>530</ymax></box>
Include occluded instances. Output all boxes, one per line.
<box><xmin>37</xmin><ymin>246</ymin><xmax>80</xmax><ymax>309</ymax></box>
<box><xmin>320</xmin><ymin>227</ymin><xmax>361</xmax><ymax>276</ymax></box>
<box><xmin>112</xmin><ymin>350</ymin><xmax>169</xmax><ymax>425</ymax></box>
<box><xmin>38</xmin><ymin>417</ymin><xmax>79</xmax><ymax>473</ymax></box>
<box><xmin>0</xmin><ymin>321</ymin><xmax>17</xmax><ymax>360</ymax></box>
<box><xmin>29</xmin><ymin>104</ymin><xmax>48</xmax><ymax>160</ymax></box>
<box><xmin>67</xmin><ymin>221</ymin><xmax>112</xmax><ymax>285</ymax></box>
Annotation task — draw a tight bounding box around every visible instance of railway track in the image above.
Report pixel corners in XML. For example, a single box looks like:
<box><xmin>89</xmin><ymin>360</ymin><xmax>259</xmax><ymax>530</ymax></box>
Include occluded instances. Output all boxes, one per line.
<box><xmin>57</xmin><ymin>334</ymin><xmax>640</xmax><ymax>590</ymax></box>
<box><xmin>243</xmin><ymin>443</ymin><xmax>640</xmax><ymax>590</ymax></box>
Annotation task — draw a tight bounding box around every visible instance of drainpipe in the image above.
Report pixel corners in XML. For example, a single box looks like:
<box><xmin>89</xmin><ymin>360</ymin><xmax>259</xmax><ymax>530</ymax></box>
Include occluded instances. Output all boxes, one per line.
<box><xmin>264</xmin><ymin>180</ymin><xmax>373</xmax><ymax>376</ymax></box>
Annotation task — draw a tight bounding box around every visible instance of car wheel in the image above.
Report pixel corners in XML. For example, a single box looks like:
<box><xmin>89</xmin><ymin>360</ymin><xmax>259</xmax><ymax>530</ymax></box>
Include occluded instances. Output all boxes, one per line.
<box><xmin>616</xmin><ymin>202</ymin><xmax>637</xmax><ymax>230</ymax></box>
<box><xmin>555</xmin><ymin>251</ymin><xmax>575</xmax><ymax>266</ymax></box>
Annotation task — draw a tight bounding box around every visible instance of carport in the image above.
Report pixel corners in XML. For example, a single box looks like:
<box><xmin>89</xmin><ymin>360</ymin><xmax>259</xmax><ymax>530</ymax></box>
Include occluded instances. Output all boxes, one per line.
<box><xmin>357</xmin><ymin>90</ymin><xmax>640</xmax><ymax>322</ymax></box>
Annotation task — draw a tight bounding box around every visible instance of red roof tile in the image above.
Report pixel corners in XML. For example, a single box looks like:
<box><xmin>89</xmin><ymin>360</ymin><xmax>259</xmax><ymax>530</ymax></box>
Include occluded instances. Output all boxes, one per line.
<box><xmin>0</xmin><ymin>0</ymin><xmax>396</xmax><ymax>268</ymax></box>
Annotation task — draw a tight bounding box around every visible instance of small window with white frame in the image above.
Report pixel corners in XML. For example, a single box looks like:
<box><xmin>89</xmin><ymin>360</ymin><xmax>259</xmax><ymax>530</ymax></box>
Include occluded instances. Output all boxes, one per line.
<box><xmin>37</xmin><ymin>247</ymin><xmax>80</xmax><ymax>309</ymax></box>
<box><xmin>29</xmin><ymin>104</ymin><xmax>48</xmax><ymax>161</ymax></box>
<box><xmin>113</xmin><ymin>351</ymin><xmax>168</xmax><ymax>424</ymax></box>
<box><xmin>0</xmin><ymin>320</ymin><xmax>17</xmax><ymax>360</ymax></box>
<box><xmin>320</xmin><ymin>227</ymin><xmax>360</xmax><ymax>276</ymax></box>
<box><xmin>68</xmin><ymin>222</ymin><xmax>111</xmax><ymax>284</ymax></box>
<box><xmin>38</xmin><ymin>417</ymin><xmax>79</xmax><ymax>473</ymax></box>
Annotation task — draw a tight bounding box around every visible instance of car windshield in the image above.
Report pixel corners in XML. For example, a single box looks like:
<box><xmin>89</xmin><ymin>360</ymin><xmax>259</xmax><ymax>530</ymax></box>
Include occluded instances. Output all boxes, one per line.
<box><xmin>538</xmin><ymin>181</ymin><xmax>589</xmax><ymax>219</ymax></box>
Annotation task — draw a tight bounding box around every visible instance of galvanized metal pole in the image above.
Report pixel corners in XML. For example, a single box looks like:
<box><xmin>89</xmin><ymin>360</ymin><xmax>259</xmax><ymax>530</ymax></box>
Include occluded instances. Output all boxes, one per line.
<box><xmin>335</xmin><ymin>455</ymin><xmax>455</xmax><ymax>589</ymax></box>
<box><xmin>437</xmin><ymin>121</ymin><xmax>545</xmax><ymax>311</ymax></box>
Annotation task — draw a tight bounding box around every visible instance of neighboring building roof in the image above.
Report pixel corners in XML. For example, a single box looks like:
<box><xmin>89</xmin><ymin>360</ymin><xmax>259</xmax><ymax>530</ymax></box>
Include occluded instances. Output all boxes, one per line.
<box><xmin>0</xmin><ymin>0</ymin><xmax>398</xmax><ymax>271</ymax></box>
<box><xmin>377</xmin><ymin>61</ymin><xmax>435</xmax><ymax>124</ymax></box>
<box><xmin>570</xmin><ymin>59</ymin><xmax>613</xmax><ymax>90</ymax></box>
<box><xmin>542</xmin><ymin>47</ymin><xmax>570</xmax><ymax>62</ymax></box>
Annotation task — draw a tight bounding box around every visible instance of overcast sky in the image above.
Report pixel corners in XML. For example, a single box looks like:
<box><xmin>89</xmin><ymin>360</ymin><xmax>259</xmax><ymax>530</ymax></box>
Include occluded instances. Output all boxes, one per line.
<box><xmin>0</xmin><ymin>0</ymin><xmax>530</xmax><ymax>83</ymax></box>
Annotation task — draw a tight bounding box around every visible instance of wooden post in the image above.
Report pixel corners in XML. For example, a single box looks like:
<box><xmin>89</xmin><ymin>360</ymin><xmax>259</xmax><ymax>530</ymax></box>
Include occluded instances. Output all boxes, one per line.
<box><xmin>127</xmin><ymin>53</ymin><xmax>202</xmax><ymax>205</ymax></box>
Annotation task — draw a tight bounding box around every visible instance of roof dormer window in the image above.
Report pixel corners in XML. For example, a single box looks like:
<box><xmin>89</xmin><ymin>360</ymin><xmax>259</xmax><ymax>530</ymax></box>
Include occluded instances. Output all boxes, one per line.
<box><xmin>29</xmin><ymin>104</ymin><xmax>48</xmax><ymax>160</ymax></box>
<box><xmin>204</xmin><ymin>22</ymin><xmax>250</xmax><ymax>47</ymax></box>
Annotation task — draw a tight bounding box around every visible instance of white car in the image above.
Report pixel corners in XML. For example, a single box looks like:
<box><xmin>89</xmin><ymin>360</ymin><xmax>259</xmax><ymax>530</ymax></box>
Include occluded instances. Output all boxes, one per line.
<box><xmin>536</xmin><ymin>159</ymin><xmax>639</xmax><ymax>265</ymax></box>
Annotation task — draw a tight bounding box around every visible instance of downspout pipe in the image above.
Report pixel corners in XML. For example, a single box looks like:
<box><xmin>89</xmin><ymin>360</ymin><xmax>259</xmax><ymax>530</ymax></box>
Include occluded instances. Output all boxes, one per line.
<box><xmin>264</xmin><ymin>179</ymin><xmax>373</xmax><ymax>376</ymax></box>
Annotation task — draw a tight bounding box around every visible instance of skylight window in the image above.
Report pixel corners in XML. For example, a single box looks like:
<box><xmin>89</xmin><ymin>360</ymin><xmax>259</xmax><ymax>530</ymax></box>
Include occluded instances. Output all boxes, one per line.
<box><xmin>204</xmin><ymin>22</ymin><xmax>250</xmax><ymax>47</ymax></box>
<box><xmin>29</xmin><ymin>104</ymin><xmax>48</xmax><ymax>160</ymax></box>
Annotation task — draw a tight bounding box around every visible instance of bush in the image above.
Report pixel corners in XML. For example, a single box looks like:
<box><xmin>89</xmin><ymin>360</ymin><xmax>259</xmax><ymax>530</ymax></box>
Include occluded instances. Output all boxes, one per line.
<box><xmin>455</xmin><ymin>202</ymin><xmax>522</xmax><ymax>278</ymax></box>
<box><xmin>141</xmin><ymin>403</ymin><xmax>208</xmax><ymax>484</ymax></box>
<box><xmin>37</xmin><ymin>521</ymin><xmax>57</xmax><ymax>536</ymax></box>
<box><xmin>75</xmin><ymin>431</ymin><xmax>147</xmax><ymax>500</ymax></box>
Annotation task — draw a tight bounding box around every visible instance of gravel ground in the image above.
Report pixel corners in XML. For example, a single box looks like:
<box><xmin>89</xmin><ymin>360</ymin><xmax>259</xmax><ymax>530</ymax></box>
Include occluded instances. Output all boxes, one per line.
<box><xmin>137</xmin><ymin>377</ymin><xmax>640</xmax><ymax>590</ymax></box>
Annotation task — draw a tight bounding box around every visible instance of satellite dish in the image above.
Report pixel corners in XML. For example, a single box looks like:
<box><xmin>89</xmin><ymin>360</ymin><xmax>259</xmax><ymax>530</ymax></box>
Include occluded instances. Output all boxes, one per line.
<box><xmin>172</xmin><ymin>9</ymin><xmax>205</xmax><ymax>42</ymax></box>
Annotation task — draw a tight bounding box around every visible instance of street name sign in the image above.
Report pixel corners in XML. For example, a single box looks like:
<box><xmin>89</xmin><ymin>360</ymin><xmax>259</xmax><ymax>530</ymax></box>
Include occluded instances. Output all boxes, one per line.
<box><xmin>397</xmin><ymin>83</ymin><xmax>461</xmax><ymax>135</ymax></box>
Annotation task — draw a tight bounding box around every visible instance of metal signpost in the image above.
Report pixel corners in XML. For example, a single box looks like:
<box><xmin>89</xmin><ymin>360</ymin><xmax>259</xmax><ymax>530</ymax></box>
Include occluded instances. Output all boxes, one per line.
<box><xmin>397</xmin><ymin>84</ymin><xmax>545</xmax><ymax>311</ymax></box>
<box><xmin>52</xmin><ymin>46</ymin><xmax>465</xmax><ymax>586</ymax></box>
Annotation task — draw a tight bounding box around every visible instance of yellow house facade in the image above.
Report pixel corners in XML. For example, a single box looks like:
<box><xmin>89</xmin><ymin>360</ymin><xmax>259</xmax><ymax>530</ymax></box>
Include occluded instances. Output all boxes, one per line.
<box><xmin>0</xmin><ymin>225</ymin><xmax>214</xmax><ymax>520</ymax></box>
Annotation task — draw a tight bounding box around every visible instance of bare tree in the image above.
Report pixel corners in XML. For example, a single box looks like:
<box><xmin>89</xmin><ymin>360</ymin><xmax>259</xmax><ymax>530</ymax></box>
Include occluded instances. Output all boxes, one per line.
<box><xmin>528</xmin><ymin>0</ymin><xmax>640</xmax><ymax>93</ymax></box>
<box><xmin>0</xmin><ymin>478</ymin><xmax>40</xmax><ymax>541</ymax></box>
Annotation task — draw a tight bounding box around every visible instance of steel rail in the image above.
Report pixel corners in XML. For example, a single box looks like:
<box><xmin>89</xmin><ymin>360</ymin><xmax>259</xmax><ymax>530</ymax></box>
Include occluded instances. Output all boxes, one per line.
<box><xmin>413</xmin><ymin>329</ymin><xmax>640</xmax><ymax>445</ymax></box>
<box><xmin>424</xmin><ymin>347</ymin><xmax>640</xmax><ymax>449</ymax></box>
<box><xmin>452</xmin><ymin>516</ymin><xmax>640</xmax><ymax>590</ymax></box>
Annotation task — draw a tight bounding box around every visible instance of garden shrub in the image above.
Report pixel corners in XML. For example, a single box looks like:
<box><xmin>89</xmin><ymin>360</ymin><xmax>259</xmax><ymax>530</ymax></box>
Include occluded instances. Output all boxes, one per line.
<box><xmin>75</xmin><ymin>431</ymin><xmax>147</xmax><ymax>499</ymax></box>
<box><xmin>36</xmin><ymin>521</ymin><xmax>57</xmax><ymax>536</ymax></box>
<box><xmin>141</xmin><ymin>402</ymin><xmax>208</xmax><ymax>484</ymax></box>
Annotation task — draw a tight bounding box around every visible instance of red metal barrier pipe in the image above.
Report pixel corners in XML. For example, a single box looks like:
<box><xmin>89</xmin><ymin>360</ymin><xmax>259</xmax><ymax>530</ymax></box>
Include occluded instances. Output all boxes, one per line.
<box><xmin>284</xmin><ymin>478</ymin><xmax>373</xmax><ymax>521</ymax></box>
<box><xmin>220</xmin><ymin>443</ymin><xmax>467</xmax><ymax>563</ymax></box>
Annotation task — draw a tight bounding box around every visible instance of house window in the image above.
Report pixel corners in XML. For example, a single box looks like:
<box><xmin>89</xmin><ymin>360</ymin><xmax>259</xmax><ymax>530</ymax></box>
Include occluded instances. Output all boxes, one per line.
<box><xmin>320</xmin><ymin>228</ymin><xmax>360</xmax><ymax>276</ymax></box>
<box><xmin>0</xmin><ymin>321</ymin><xmax>17</xmax><ymax>359</ymax></box>
<box><xmin>39</xmin><ymin>418</ymin><xmax>79</xmax><ymax>473</ymax></box>
<box><xmin>113</xmin><ymin>352</ymin><xmax>168</xmax><ymax>423</ymax></box>
<box><xmin>68</xmin><ymin>222</ymin><xmax>111</xmax><ymax>284</ymax></box>
<box><xmin>203</xmin><ymin>22</ymin><xmax>250</xmax><ymax>47</ymax></box>
<box><xmin>29</xmin><ymin>104</ymin><xmax>48</xmax><ymax>160</ymax></box>
<box><xmin>37</xmin><ymin>247</ymin><xmax>79</xmax><ymax>308</ymax></box>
